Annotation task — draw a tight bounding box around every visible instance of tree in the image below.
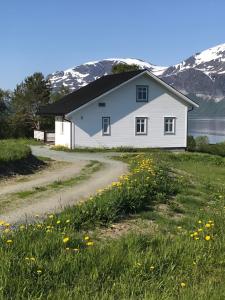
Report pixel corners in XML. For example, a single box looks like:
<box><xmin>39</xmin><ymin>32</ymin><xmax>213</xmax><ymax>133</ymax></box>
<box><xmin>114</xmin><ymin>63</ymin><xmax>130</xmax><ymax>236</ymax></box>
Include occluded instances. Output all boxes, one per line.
<box><xmin>50</xmin><ymin>85</ymin><xmax>70</xmax><ymax>103</ymax></box>
<box><xmin>0</xmin><ymin>89</ymin><xmax>11</xmax><ymax>138</ymax></box>
<box><xmin>112</xmin><ymin>63</ymin><xmax>141</xmax><ymax>74</ymax></box>
<box><xmin>10</xmin><ymin>73</ymin><xmax>52</xmax><ymax>137</ymax></box>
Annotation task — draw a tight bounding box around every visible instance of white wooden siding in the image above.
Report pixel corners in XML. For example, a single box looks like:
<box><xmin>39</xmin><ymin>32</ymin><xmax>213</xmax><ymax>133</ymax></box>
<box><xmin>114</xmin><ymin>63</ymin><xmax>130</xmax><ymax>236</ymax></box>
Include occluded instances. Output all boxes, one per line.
<box><xmin>55</xmin><ymin>117</ymin><xmax>71</xmax><ymax>148</ymax></box>
<box><xmin>57</xmin><ymin>73</ymin><xmax>188</xmax><ymax>148</ymax></box>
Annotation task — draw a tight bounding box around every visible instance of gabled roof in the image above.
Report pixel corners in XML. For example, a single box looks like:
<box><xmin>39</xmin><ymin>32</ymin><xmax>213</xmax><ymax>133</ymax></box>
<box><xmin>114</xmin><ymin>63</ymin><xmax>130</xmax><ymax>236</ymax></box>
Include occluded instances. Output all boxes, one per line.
<box><xmin>38</xmin><ymin>70</ymin><xmax>144</xmax><ymax>116</ymax></box>
<box><xmin>39</xmin><ymin>69</ymin><xmax>198</xmax><ymax>116</ymax></box>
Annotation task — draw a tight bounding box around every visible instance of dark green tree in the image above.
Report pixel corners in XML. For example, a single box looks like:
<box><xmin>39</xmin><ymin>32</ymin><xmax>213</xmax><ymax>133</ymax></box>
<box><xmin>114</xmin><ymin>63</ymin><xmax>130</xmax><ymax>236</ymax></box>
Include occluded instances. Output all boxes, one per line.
<box><xmin>0</xmin><ymin>89</ymin><xmax>11</xmax><ymax>138</ymax></box>
<box><xmin>10</xmin><ymin>72</ymin><xmax>52</xmax><ymax>137</ymax></box>
<box><xmin>112</xmin><ymin>63</ymin><xmax>141</xmax><ymax>74</ymax></box>
<box><xmin>50</xmin><ymin>85</ymin><xmax>70</xmax><ymax>102</ymax></box>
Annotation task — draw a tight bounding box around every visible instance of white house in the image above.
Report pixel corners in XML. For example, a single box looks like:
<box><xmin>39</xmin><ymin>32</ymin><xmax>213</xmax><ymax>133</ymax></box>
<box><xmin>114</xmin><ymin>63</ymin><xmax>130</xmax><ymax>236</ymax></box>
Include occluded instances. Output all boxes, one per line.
<box><xmin>39</xmin><ymin>69</ymin><xmax>198</xmax><ymax>149</ymax></box>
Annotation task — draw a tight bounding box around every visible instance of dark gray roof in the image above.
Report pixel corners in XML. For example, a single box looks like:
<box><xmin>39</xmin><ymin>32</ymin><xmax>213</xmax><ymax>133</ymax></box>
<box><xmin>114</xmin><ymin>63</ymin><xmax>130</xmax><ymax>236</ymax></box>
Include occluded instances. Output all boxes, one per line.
<box><xmin>39</xmin><ymin>70</ymin><xmax>145</xmax><ymax>115</ymax></box>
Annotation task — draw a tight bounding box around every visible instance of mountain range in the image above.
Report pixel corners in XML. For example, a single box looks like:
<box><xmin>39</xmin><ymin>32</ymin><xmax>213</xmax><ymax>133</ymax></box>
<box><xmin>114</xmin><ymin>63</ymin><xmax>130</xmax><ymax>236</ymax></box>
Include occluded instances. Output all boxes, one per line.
<box><xmin>47</xmin><ymin>43</ymin><xmax>225</xmax><ymax>117</ymax></box>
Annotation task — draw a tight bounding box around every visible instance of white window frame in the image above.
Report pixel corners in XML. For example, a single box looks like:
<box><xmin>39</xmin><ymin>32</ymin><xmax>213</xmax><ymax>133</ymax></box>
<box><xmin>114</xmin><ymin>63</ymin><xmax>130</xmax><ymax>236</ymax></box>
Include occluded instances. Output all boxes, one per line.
<box><xmin>102</xmin><ymin>117</ymin><xmax>111</xmax><ymax>136</ymax></box>
<box><xmin>135</xmin><ymin>117</ymin><xmax>148</xmax><ymax>135</ymax></box>
<box><xmin>164</xmin><ymin>117</ymin><xmax>176</xmax><ymax>135</ymax></box>
<box><xmin>136</xmin><ymin>85</ymin><xmax>149</xmax><ymax>102</ymax></box>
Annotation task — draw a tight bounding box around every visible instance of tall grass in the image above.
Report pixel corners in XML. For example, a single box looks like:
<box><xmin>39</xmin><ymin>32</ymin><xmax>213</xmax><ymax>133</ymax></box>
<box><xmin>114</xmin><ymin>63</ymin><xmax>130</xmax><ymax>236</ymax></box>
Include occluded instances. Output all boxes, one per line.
<box><xmin>0</xmin><ymin>140</ymin><xmax>31</xmax><ymax>163</ymax></box>
<box><xmin>0</xmin><ymin>152</ymin><xmax>224</xmax><ymax>299</ymax></box>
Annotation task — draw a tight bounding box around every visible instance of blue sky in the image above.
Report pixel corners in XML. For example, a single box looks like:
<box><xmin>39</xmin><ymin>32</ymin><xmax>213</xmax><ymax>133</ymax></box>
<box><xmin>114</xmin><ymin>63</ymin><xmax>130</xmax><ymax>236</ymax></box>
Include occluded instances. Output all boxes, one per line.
<box><xmin>1</xmin><ymin>0</ymin><xmax>225</xmax><ymax>90</ymax></box>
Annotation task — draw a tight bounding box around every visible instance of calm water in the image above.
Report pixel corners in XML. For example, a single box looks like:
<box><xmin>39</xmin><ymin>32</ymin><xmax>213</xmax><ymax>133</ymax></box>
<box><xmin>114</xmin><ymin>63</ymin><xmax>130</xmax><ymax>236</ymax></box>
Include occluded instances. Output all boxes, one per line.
<box><xmin>188</xmin><ymin>118</ymin><xmax>225</xmax><ymax>144</ymax></box>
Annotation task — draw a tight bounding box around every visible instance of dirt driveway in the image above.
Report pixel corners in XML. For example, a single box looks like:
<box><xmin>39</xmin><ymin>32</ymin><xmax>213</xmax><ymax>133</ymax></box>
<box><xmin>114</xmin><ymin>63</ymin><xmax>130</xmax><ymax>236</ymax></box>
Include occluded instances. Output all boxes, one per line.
<box><xmin>0</xmin><ymin>146</ymin><xmax>128</xmax><ymax>224</ymax></box>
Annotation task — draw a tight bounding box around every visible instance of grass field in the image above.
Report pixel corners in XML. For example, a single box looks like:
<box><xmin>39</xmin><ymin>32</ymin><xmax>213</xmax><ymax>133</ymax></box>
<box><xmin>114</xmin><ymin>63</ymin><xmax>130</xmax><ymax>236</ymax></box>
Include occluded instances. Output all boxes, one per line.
<box><xmin>0</xmin><ymin>151</ymin><xmax>224</xmax><ymax>299</ymax></box>
<box><xmin>0</xmin><ymin>139</ymin><xmax>43</xmax><ymax>177</ymax></box>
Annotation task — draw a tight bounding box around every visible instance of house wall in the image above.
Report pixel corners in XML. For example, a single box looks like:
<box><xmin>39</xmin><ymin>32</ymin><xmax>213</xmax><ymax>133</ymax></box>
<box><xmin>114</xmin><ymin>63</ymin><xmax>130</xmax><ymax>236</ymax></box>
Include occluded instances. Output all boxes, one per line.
<box><xmin>55</xmin><ymin>116</ymin><xmax>71</xmax><ymax>148</ymax></box>
<box><xmin>65</xmin><ymin>73</ymin><xmax>188</xmax><ymax>148</ymax></box>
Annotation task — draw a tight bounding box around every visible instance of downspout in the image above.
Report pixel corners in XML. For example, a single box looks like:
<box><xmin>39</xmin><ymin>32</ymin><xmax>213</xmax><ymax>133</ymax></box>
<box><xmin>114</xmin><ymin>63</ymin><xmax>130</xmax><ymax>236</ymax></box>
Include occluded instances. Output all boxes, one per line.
<box><xmin>186</xmin><ymin>106</ymin><xmax>194</xmax><ymax>150</ymax></box>
<box><xmin>64</xmin><ymin>116</ymin><xmax>73</xmax><ymax>150</ymax></box>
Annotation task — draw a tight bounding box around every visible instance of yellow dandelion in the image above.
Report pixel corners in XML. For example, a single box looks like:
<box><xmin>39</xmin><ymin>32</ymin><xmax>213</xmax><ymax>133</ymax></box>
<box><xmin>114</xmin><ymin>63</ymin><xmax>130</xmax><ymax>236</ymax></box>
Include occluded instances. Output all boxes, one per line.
<box><xmin>63</xmin><ymin>237</ymin><xmax>70</xmax><ymax>243</ymax></box>
<box><xmin>86</xmin><ymin>241</ymin><xmax>94</xmax><ymax>246</ymax></box>
<box><xmin>48</xmin><ymin>214</ymin><xmax>54</xmax><ymax>219</ymax></box>
<box><xmin>205</xmin><ymin>235</ymin><xmax>211</xmax><ymax>241</ymax></box>
<box><xmin>205</xmin><ymin>223</ymin><xmax>211</xmax><ymax>228</ymax></box>
<box><xmin>6</xmin><ymin>240</ymin><xmax>13</xmax><ymax>244</ymax></box>
<box><xmin>84</xmin><ymin>236</ymin><xmax>89</xmax><ymax>240</ymax></box>
<box><xmin>25</xmin><ymin>257</ymin><xmax>30</xmax><ymax>261</ymax></box>
<box><xmin>30</xmin><ymin>257</ymin><xmax>35</xmax><ymax>261</ymax></box>
<box><xmin>66</xmin><ymin>219</ymin><xmax>70</xmax><ymax>223</ymax></box>
<box><xmin>180</xmin><ymin>282</ymin><xmax>186</xmax><ymax>288</ymax></box>
<box><xmin>37</xmin><ymin>270</ymin><xmax>42</xmax><ymax>274</ymax></box>
<box><xmin>198</xmin><ymin>220</ymin><xmax>202</xmax><ymax>224</ymax></box>
<box><xmin>198</xmin><ymin>228</ymin><xmax>203</xmax><ymax>232</ymax></box>
<box><xmin>56</xmin><ymin>220</ymin><xmax>61</xmax><ymax>224</ymax></box>
<box><xmin>150</xmin><ymin>266</ymin><xmax>155</xmax><ymax>270</ymax></box>
<box><xmin>0</xmin><ymin>220</ymin><xmax>5</xmax><ymax>226</ymax></box>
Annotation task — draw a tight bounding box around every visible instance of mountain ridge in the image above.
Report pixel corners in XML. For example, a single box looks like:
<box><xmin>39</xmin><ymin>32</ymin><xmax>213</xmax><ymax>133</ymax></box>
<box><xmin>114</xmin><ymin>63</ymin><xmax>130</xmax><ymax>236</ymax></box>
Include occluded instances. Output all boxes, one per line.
<box><xmin>47</xmin><ymin>43</ymin><xmax>225</xmax><ymax>115</ymax></box>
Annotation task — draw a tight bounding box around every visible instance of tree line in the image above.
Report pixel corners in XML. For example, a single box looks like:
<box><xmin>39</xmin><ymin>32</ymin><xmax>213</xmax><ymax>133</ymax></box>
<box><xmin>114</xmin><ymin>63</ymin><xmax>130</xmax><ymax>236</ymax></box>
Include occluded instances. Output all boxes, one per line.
<box><xmin>0</xmin><ymin>72</ymin><xmax>69</xmax><ymax>138</ymax></box>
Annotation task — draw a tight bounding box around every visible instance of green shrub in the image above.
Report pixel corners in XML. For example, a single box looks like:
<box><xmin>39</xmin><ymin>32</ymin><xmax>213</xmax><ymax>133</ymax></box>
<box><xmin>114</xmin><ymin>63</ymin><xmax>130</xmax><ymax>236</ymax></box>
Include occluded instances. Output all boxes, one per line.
<box><xmin>187</xmin><ymin>136</ymin><xmax>196</xmax><ymax>151</ymax></box>
<box><xmin>195</xmin><ymin>136</ymin><xmax>209</xmax><ymax>150</ymax></box>
<box><xmin>0</xmin><ymin>140</ymin><xmax>31</xmax><ymax>163</ymax></box>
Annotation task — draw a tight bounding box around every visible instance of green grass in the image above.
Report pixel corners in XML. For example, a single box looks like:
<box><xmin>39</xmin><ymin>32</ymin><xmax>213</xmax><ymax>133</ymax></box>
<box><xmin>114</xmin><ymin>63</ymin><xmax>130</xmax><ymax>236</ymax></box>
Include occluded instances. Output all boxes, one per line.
<box><xmin>0</xmin><ymin>152</ymin><xmax>225</xmax><ymax>299</ymax></box>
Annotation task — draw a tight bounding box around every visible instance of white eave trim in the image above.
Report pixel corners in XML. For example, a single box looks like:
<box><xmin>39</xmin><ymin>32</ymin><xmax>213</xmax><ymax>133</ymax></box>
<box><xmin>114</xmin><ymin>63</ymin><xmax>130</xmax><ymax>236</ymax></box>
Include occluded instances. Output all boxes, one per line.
<box><xmin>65</xmin><ymin>70</ymin><xmax>199</xmax><ymax>118</ymax></box>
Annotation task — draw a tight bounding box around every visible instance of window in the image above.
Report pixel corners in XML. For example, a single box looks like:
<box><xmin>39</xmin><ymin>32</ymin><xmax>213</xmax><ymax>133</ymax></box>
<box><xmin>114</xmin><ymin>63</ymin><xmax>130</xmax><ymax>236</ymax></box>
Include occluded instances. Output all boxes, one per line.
<box><xmin>136</xmin><ymin>117</ymin><xmax>148</xmax><ymax>135</ymax></box>
<box><xmin>136</xmin><ymin>85</ymin><xmax>148</xmax><ymax>102</ymax></box>
<box><xmin>164</xmin><ymin>117</ymin><xmax>176</xmax><ymax>134</ymax></box>
<box><xmin>102</xmin><ymin>117</ymin><xmax>110</xmax><ymax>135</ymax></box>
<box><xmin>98</xmin><ymin>102</ymin><xmax>106</xmax><ymax>107</ymax></box>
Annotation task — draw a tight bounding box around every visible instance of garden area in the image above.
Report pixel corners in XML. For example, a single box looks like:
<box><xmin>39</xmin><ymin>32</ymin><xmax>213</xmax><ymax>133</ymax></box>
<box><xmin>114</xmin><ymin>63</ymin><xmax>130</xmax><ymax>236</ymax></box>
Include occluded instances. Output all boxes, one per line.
<box><xmin>0</xmin><ymin>150</ymin><xmax>224</xmax><ymax>299</ymax></box>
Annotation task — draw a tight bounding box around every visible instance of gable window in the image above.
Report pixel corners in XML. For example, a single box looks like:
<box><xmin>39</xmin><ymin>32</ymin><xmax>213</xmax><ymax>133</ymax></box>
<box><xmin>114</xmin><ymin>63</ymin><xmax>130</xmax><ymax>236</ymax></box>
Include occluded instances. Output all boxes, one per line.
<box><xmin>136</xmin><ymin>85</ymin><xmax>148</xmax><ymax>102</ymax></box>
<box><xmin>135</xmin><ymin>117</ymin><xmax>148</xmax><ymax>135</ymax></box>
<box><xmin>164</xmin><ymin>117</ymin><xmax>176</xmax><ymax>135</ymax></box>
<box><xmin>102</xmin><ymin>117</ymin><xmax>110</xmax><ymax>135</ymax></box>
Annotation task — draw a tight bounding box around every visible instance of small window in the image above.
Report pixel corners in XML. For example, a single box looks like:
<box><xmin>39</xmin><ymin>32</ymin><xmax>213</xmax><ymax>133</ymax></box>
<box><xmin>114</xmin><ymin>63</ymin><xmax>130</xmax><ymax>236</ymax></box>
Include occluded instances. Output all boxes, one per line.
<box><xmin>98</xmin><ymin>102</ymin><xmax>106</xmax><ymax>107</ymax></box>
<box><xmin>164</xmin><ymin>117</ymin><xmax>176</xmax><ymax>135</ymax></box>
<box><xmin>102</xmin><ymin>117</ymin><xmax>110</xmax><ymax>135</ymax></box>
<box><xmin>136</xmin><ymin>85</ymin><xmax>148</xmax><ymax>102</ymax></box>
<box><xmin>136</xmin><ymin>117</ymin><xmax>148</xmax><ymax>135</ymax></box>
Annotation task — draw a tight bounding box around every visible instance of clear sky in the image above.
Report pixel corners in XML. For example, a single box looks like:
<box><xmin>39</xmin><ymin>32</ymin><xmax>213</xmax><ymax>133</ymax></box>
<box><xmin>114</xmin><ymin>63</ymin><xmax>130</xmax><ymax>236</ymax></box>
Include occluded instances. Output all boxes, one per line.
<box><xmin>1</xmin><ymin>0</ymin><xmax>225</xmax><ymax>90</ymax></box>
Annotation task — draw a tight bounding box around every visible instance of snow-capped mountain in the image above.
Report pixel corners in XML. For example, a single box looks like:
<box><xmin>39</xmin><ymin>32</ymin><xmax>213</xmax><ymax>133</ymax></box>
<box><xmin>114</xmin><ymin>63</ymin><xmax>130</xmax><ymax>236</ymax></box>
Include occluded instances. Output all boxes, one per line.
<box><xmin>162</xmin><ymin>43</ymin><xmax>225</xmax><ymax>100</ymax></box>
<box><xmin>48</xmin><ymin>43</ymin><xmax>225</xmax><ymax>104</ymax></box>
<box><xmin>48</xmin><ymin>58</ymin><xmax>167</xmax><ymax>92</ymax></box>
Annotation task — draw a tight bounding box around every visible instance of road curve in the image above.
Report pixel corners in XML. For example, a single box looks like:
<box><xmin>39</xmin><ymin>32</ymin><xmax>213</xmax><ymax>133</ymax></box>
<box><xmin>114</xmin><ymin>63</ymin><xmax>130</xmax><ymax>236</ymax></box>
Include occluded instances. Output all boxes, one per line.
<box><xmin>0</xmin><ymin>146</ymin><xmax>128</xmax><ymax>225</ymax></box>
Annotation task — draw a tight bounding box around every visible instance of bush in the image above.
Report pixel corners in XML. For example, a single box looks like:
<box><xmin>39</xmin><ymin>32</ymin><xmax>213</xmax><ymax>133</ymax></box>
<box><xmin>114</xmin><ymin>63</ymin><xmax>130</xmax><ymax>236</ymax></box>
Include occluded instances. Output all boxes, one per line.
<box><xmin>195</xmin><ymin>136</ymin><xmax>209</xmax><ymax>150</ymax></box>
<box><xmin>187</xmin><ymin>136</ymin><xmax>196</xmax><ymax>151</ymax></box>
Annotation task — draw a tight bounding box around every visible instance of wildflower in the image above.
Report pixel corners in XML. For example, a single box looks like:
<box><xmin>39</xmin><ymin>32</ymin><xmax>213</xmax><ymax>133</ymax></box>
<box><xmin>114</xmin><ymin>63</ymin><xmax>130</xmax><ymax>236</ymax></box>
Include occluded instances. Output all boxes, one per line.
<box><xmin>37</xmin><ymin>270</ymin><xmax>42</xmax><ymax>274</ymax></box>
<box><xmin>198</xmin><ymin>220</ymin><xmax>202</xmax><ymax>224</ymax></box>
<box><xmin>205</xmin><ymin>235</ymin><xmax>211</xmax><ymax>241</ymax></box>
<box><xmin>30</xmin><ymin>257</ymin><xmax>35</xmax><ymax>261</ymax></box>
<box><xmin>56</xmin><ymin>220</ymin><xmax>61</xmax><ymax>224</ymax></box>
<box><xmin>35</xmin><ymin>214</ymin><xmax>39</xmax><ymax>218</ymax></box>
<box><xmin>205</xmin><ymin>223</ymin><xmax>211</xmax><ymax>228</ymax></box>
<box><xmin>48</xmin><ymin>214</ymin><xmax>54</xmax><ymax>219</ymax></box>
<box><xmin>66</xmin><ymin>219</ymin><xmax>70</xmax><ymax>223</ymax></box>
<box><xmin>4</xmin><ymin>229</ymin><xmax>10</xmax><ymax>233</ymax></box>
<box><xmin>6</xmin><ymin>240</ymin><xmax>13</xmax><ymax>244</ymax></box>
<box><xmin>198</xmin><ymin>228</ymin><xmax>203</xmax><ymax>232</ymax></box>
<box><xmin>25</xmin><ymin>257</ymin><xmax>30</xmax><ymax>261</ymax></box>
<box><xmin>0</xmin><ymin>220</ymin><xmax>5</xmax><ymax>226</ymax></box>
<box><xmin>180</xmin><ymin>282</ymin><xmax>186</xmax><ymax>288</ymax></box>
<box><xmin>150</xmin><ymin>266</ymin><xmax>155</xmax><ymax>270</ymax></box>
<box><xmin>84</xmin><ymin>236</ymin><xmax>89</xmax><ymax>240</ymax></box>
<box><xmin>73</xmin><ymin>248</ymin><xmax>79</xmax><ymax>252</ymax></box>
<box><xmin>177</xmin><ymin>226</ymin><xmax>182</xmax><ymax>230</ymax></box>
<box><xmin>66</xmin><ymin>247</ymin><xmax>70</xmax><ymax>251</ymax></box>
<box><xmin>86</xmin><ymin>241</ymin><xmax>94</xmax><ymax>246</ymax></box>
<box><xmin>63</xmin><ymin>237</ymin><xmax>69</xmax><ymax>243</ymax></box>
<box><xmin>193</xmin><ymin>232</ymin><xmax>198</xmax><ymax>236</ymax></box>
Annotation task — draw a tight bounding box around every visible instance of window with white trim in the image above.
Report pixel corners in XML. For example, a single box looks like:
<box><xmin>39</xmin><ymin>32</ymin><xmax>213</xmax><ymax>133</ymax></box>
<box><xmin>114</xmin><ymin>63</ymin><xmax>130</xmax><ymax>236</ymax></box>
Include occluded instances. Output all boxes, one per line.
<box><xmin>102</xmin><ymin>117</ymin><xmax>110</xmax><ymax>135</ymax></box>
<box><xmin>136</xmin><ymin>85</ymin><xmax>148</xmax><ymax>102</ymax></box>
<box><xmin>164</xmin><ymin>117</ymin><xmax>176</xmax><ymax>134</ymax></box>
<box><xmin>136</xmin><ymin>117</ymin><xmax>148</xmax><ymax>135</ymax></box>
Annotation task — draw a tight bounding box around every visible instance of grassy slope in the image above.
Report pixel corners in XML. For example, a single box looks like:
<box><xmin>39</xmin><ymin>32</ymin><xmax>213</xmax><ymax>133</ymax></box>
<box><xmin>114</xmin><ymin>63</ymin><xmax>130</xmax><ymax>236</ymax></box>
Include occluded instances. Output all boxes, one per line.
<box><xmin>0</xmin><ymin>152</ymin><xmax>224</xmax><ymax>299</ymax></box>
<box><xmin>0</xmin><ymin>139</ymin><xmax>44</xmax><ymax>177</ymax></box>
